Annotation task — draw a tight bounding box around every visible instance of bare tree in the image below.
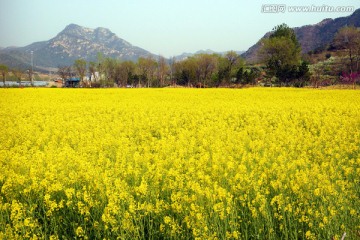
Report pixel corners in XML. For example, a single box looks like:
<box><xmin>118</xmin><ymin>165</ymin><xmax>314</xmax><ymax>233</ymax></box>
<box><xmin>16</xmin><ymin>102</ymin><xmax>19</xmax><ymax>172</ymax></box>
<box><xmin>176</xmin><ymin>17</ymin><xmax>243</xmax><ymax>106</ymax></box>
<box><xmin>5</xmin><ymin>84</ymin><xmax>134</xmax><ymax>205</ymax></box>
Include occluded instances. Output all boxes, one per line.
<box><xmin>0</xmin><ymin>64</ymin><xmax>9</xmax><ymax>87</ymax></box>
<box><xmin>117</xmin><ymin>61</ymin><xmax>135</xmax><ymax>87</ymax></box>
<box><xmin>26</xmin><ymin>69</ymin><xmax>34</xmax><ymax>86</ymax></box>
<box><xmin>226</xmin><ymin>51</ymin><xmax>239</xmax><ymax>70</ymax></box>
<box><xmin>196</xmin><ymin>54</ymin><xmax>217</xmax><ymax>87</ymax></box>
<box><xmin>334</xmin><ymin>26</ymin><xmax>360</xmax><ymax>74</ymax></box>
<box><xmin>174</xmin><ymin>57</ymin><xmax>198</xmax><ymax>87</ymax></box>
<box><xmin>89</xmin><ymin>61</ymin><xmax>98</xmax><ymax>84</ymax></box>
<box><xmin>103</xmin><ymin>58</ymin><xmax>117</xmax><ymax>87</ymax></box>
<box><xmin>169</xmin><ymin>57</ymin><xmax>176</xmax><ymax>86</ymax></box>
<box><xmin>12</xmin><ymin>69</ymin><xmax>24</xmax><ymax>86</ymax></box>
<box><xmin>157</xmin><ymin>56</ymin><xmax>169</xmax><ymax>87</ymax></box>
<box><xmin>224</xmin><ymin>51</ymin><xmax>241</xmax><ymax>85</ymax></box>
<box><xmin>137</xmin><ymin>56</ymin><xmax>157</xmax><ymax>87</ymax></box>
<box><xmin>74</xmin><ymin>59</ymin><xmax>87</xmax><ymax>87</ymax></box>
<box><xmin>58</xmin><ymin>66</ymin><xmax>72</xmax><ymax>86</ymax></box>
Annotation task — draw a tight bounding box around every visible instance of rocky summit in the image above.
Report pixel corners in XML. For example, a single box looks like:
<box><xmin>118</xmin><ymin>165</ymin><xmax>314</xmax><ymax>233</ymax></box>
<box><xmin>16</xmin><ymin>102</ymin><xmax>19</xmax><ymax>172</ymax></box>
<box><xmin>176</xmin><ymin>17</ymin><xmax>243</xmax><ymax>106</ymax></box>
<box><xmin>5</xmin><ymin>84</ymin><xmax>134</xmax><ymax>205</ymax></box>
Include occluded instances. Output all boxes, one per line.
<box><xmin>0</xmin><ymin>24</ymin><xmax>154</xmax><ymax>70</ymax></box>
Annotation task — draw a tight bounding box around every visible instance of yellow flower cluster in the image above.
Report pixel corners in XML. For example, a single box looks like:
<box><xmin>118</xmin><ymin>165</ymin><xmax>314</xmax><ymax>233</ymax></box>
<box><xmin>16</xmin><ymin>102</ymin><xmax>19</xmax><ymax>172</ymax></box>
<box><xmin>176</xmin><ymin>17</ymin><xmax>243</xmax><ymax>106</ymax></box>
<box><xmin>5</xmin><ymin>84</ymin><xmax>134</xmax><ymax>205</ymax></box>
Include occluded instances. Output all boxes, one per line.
<box><xmin>0</xmin><ymin>88</ymin><xmax>359</xmax><ymax>239</ymax></box>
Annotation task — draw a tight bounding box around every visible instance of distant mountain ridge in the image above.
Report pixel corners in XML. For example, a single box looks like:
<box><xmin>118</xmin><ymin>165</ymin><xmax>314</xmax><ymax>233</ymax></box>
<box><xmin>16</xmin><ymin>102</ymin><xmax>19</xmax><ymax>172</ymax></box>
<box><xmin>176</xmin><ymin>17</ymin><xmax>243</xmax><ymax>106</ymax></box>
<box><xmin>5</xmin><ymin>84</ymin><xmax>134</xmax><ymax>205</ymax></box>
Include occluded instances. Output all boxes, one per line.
<box><xmin>174</xmin><ymin>49</ymin><xmax>245</xmax><ymax>61</ymax></box>
<box><xmin>2</xmin><ymin>9</ymin><xmax>360</xmax><ymax>71</ymax></box>
<box><xmin>242</xmin><ymin>9</ymin><xmax>360</xmax><ymax>63</ymax></box>
<box><xmin>0</xmin><ymin>24</ymin><xmax>155</xmax><ymax>70</ymax></box>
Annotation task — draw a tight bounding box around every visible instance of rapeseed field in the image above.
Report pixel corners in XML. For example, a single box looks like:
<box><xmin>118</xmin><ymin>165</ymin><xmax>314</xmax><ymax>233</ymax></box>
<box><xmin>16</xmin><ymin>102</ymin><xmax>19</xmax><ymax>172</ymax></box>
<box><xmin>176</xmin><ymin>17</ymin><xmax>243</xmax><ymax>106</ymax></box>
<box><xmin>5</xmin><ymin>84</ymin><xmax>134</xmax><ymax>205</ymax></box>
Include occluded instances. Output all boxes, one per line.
<box><xmin>0</xmin><ymin>88</ymin><xmax>359</xmax><ymax>239</ymax></box>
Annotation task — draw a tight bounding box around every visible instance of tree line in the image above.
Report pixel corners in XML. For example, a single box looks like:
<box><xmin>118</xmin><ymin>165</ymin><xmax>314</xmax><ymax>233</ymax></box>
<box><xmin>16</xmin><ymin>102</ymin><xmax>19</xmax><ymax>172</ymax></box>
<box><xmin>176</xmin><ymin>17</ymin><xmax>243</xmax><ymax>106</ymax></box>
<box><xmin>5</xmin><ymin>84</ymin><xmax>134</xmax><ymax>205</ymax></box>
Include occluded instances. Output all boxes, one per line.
<box><xmin>57</xmin><ymin>51</ymin><xmax>263</xmax><ymax>88</ymax></box>
<box><xmin>58</xmin><ymin>24</ymin><xmax>359</xmax><ymax>88</ymax></box>
<box><xmin>1</xmin><ymin>24</ymin><xmax>359</xmax><ymax>88</ymax></box>
<box><xmin>0</xmin><ymin>65</ymin><xmax>37</xmax><ymax>87</ymax></box>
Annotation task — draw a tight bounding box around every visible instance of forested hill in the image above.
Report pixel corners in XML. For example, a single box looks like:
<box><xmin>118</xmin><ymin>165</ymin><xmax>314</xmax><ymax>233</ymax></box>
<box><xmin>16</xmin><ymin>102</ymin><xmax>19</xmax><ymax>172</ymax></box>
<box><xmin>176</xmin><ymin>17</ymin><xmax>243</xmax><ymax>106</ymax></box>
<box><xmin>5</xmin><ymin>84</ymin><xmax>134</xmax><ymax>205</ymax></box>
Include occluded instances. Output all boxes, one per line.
<box><xmin>242</xmin><ymin>9</ymin><xmax>360</xmax><ymax>63</ymax></box>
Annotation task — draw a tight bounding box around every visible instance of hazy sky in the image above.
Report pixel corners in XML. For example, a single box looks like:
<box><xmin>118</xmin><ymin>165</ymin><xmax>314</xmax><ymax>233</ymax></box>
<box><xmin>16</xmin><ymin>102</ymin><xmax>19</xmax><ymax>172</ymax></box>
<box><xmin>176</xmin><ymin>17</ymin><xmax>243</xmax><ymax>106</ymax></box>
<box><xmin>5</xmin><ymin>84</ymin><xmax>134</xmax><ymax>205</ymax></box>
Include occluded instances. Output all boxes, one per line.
<box><xmin>0</xmin><ymin>0</ymin><xmax>359</xmax><ymax>57</ymax></box>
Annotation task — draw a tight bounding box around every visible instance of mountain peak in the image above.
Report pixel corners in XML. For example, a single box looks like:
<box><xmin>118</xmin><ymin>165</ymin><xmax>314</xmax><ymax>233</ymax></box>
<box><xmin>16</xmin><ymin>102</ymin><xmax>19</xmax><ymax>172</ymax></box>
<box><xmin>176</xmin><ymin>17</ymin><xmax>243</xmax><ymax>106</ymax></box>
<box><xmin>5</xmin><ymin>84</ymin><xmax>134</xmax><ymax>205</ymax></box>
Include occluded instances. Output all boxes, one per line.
<box><xmin>59</xmin><ymin>24</ymin><xmax>94</xmax><ymax>36</ymax></box>
<box><xmin>316</xmin><ymin>18</ymin><xmax>333</xmax><ymax>27</ymax></box>
<box><xmin>65</xmin><ymin>23</ymin><xmax>82</xmax><ymax>29</ymax></box>
<box><xmin>63</xmin><ymin>23</ymin><xmax>86</xmax><ymax>32</ymax></box>
<box><xmin>0</xmin><ymin>24</ymin><xmax>155</xmax><ymax>70</ymax></box>
<box><xmin>94</xmin><ymin>27</ymin><xmax>116</xmax><ymax>39</ymax></box>
<box><xmin>95</xmin><ymin>27</ymin><xmax>112</xmax><ymax>33</ymax></box>
<box><xmin>58</xmin><ymin>24</ymin><xmax>118</xmax><ymax>41</ymax></box>
<box><xmin>196</xmin><ymin>49</ymin><xmax>216</xmax><ymax>54</ymax></box>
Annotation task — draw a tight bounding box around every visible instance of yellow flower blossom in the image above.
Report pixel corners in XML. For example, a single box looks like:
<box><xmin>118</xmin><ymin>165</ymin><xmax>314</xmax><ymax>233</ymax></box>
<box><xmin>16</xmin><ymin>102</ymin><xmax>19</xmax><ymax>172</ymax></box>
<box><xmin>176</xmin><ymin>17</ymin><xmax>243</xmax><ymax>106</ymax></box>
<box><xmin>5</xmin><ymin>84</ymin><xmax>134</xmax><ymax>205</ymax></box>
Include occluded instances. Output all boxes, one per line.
<box><xmin>0</xmin><ymin>88</ymin><xmax>359</xmax><ymax>239</ymax></box>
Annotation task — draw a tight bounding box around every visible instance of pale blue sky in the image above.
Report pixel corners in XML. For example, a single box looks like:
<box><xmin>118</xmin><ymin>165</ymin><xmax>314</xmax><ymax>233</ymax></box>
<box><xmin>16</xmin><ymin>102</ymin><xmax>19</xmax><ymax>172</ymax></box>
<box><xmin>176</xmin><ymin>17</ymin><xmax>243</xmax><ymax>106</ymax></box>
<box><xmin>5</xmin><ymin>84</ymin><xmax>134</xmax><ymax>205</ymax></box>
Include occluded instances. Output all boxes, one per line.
<box><xmin>0</xmin><ymin>0</ymin><xmax>359</xmax><ymax>57</ymax></box>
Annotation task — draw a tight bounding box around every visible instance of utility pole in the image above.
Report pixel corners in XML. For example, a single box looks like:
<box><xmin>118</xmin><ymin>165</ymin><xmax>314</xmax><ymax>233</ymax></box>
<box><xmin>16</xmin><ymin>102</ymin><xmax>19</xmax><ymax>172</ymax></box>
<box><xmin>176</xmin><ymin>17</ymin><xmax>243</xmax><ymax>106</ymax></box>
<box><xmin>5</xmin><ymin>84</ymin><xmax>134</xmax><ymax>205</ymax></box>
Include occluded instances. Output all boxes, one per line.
<box><xmin>31</xmin><ymin>51</ymin><xmax>34</xmax><ymax>86</ymax></box>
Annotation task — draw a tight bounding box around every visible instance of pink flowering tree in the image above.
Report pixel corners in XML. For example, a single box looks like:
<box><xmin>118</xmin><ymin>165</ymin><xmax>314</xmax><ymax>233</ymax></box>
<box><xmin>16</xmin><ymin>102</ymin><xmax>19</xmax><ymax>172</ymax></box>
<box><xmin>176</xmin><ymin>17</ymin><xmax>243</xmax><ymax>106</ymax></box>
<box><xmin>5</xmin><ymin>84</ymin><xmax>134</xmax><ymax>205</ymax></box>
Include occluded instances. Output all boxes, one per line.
<box><xmin>340</xmin><ymin>72</ymin><xmax>360</xmax><ymax>89</ymax></box>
